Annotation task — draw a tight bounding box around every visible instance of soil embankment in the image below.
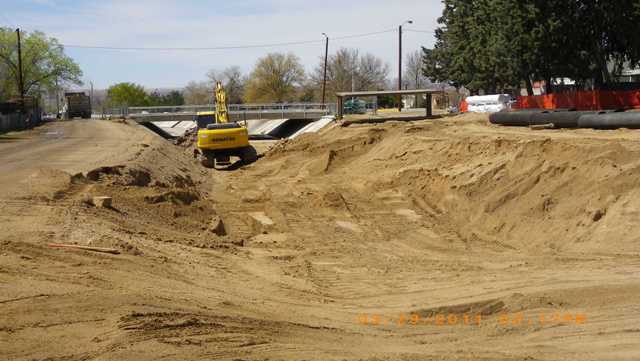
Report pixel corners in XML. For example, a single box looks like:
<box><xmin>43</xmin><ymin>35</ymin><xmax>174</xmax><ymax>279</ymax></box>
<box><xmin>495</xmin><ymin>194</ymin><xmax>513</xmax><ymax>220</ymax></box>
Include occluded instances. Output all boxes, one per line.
<box><xmin>2</xmin><ymin>115</ymin><xmax>640</xmax><ymax>360</ymax></box>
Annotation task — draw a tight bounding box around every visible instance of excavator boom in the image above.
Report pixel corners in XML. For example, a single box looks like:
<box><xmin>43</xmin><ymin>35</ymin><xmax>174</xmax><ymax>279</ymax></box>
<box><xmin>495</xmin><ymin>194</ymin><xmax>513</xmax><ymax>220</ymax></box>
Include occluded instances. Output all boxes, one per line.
<box><xmin>215</xmin><ymin>81</ymin><xmax>229</xmax><ymax>123</ymax></box>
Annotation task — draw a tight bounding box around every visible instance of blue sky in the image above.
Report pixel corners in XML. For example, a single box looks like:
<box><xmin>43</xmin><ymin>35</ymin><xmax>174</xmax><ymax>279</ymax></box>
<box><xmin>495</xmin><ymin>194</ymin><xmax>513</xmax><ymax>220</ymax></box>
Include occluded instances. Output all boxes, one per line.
<box><xmin>3</xmin><ymin>0</ymin><xmax>442</xmax><ymax>90</ymax></box>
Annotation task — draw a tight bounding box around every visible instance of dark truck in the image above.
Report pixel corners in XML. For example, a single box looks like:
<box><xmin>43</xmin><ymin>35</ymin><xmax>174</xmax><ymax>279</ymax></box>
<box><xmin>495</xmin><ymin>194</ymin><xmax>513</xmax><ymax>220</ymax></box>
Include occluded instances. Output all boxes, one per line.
<box><xmin>64</xmin><ymin>92</ymin><xmax>91</xmax><ymax>119</ymax></box>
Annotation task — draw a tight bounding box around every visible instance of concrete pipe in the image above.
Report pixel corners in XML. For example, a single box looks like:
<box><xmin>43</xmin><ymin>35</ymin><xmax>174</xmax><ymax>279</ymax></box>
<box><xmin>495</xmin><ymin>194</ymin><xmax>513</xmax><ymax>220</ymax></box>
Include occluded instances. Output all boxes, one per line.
<box><xmin>489</xmin><ymin>110</ymin><xmax>542</xmax><ymax>126</ymax></box>
<box><xmin>490</xmin><ymin>109</ymin><xmax>573</xmax><ymax>127</ymax></box>
<box><xmin>578</xmin><ymin>111</ymin><xmax>640</xmax><ymax>129</ymax></box>
<box><xmin>530</xmin><ymin>110</ymin><xmax>596</xmax><ymax>128</ymax></box>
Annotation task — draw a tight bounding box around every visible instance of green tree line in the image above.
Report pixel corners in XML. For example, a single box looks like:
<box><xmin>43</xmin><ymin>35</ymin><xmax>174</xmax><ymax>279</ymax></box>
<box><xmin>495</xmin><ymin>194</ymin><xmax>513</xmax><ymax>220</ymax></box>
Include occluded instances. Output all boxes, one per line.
<box><xmin>106</xmin><ymin>83</ymin><xmax>185</xmax><ymax>107</ymax></box>
<box><xmin>422</xmin><ymin>0</ymin><xmax>640</xmax><ymax>94</ymax></box>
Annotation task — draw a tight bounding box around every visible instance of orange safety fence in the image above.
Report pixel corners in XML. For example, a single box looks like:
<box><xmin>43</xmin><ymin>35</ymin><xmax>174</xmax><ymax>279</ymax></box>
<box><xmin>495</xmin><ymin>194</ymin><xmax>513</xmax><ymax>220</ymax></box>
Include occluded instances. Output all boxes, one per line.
<box><xmin>516</xmin><ymin>90</ymin><xmax>640</xmax><ymax>111</ymax></box>
<box><xmin>459</xmin><ymin>100</ymin><xmax>468</xmax><ymax>113</ymax></box>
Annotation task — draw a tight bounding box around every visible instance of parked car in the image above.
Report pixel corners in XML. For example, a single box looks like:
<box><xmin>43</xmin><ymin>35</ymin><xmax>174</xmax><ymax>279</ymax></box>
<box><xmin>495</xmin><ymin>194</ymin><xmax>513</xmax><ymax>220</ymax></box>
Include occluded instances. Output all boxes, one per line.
<box><xmin>344</xmin><ymin>99</ymin><xmax>367</xmax><ymax>114</ymax></box>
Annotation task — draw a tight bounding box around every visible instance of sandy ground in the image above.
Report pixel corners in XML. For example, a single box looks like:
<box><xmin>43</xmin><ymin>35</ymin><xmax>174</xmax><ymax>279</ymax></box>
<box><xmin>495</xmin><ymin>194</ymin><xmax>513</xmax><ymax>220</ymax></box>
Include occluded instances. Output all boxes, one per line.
<box><xmin>1</xmin><ymin>115</ymin><xmax>640</xmax><ymax>361</ymax></box>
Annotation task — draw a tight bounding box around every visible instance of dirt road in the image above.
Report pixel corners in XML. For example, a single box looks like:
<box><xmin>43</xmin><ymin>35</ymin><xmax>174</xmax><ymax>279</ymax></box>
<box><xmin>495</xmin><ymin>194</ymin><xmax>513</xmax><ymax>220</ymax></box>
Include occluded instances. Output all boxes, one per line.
<box><xmin>0</xmin><ymin>119</ymin><xmax>154</xmax><ymax>198</ymax></box>
<box><xmin>1</xmin><ymin>116</ymin><xmax>640</xmax><ymax>360</ymax></box>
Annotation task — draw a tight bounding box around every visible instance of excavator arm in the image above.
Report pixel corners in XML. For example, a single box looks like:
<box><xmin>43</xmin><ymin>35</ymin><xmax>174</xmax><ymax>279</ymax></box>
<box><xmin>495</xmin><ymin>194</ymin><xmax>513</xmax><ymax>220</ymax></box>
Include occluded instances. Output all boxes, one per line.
<box><xmin>215</xmin><ymin>81</ymin><xmax>229</xmax><ymax>123</ymax></box>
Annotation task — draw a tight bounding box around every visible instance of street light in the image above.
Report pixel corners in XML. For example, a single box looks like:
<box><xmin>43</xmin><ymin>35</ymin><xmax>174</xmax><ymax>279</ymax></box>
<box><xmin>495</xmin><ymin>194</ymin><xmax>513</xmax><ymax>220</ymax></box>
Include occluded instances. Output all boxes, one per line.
<box><xmin>322</xmin><ymin>33</ymin><xmax>329</xmax><ymax>105</ymax></box>
<box><xmin>398</xmin><ymin>20</ymin><xmax>413</xmax><ymax>112</ymax></box>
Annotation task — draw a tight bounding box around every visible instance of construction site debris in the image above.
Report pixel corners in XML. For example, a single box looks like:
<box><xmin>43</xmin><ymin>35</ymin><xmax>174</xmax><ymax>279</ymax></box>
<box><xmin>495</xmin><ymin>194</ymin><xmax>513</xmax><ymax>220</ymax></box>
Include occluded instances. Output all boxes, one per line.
<box><xmin>91</xmin><ymin>196</ymin><xmax>112</xmax><ymax>208</ymax></box>
<box><xmin>209</xmin><ymin>216</ymin><xmax>226</xmax><ymax>236</ymax></box>
<box><xmin>47</xmin><ymin>243</ymin><xmax>121</xmax><ymax>255</ymax></box>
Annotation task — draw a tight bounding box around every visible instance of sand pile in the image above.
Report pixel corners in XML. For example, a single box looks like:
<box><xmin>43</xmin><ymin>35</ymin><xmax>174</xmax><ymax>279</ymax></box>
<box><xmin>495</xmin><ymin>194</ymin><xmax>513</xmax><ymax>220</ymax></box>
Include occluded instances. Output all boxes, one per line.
<box><xmin>263</xmin><ymin>115</ymin><xmax>640</xmax><ymax>255</ymax></box>
<box><xmin>4</xmin><ymin>115</ymin><xmax>640</xmax><ymax>361</ymax></box>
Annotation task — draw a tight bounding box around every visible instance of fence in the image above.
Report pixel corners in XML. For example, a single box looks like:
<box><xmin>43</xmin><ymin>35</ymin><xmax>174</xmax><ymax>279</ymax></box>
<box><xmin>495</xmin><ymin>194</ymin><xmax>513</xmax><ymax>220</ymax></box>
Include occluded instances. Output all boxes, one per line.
<box><xmin>516</xmin><ymin>89</ymin><xmax>640</xmax><ymax>111</ymax></box>
<box><xmin>0</xmin><ymin>103</ymin><xmax>42</xmax><ymax>133</ymax></box>
<box><xmin>126</xmin><ymin>103</ymin><xmax>334</xmax><ymax>115</ymax></box>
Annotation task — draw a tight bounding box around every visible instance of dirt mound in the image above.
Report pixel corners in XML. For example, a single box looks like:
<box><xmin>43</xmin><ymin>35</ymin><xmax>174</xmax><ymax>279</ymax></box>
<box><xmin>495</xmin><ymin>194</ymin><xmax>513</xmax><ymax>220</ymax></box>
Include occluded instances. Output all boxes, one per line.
<box><xmin>18</xmin><ymin>168</ymin><xmax>85</xmax><ymax>201</ymax></box>
<box><xmin>262</xmin><ymin>116</ymin><xmax>640</xmax><ymax>254</ymax></box>
<box><xmin>144</xmin><ymin>190</ymin><xmax>200</xmax><ymax>205</ymax></box>
<box><xmin>174</xmin><ymin>127</ymin><xmax>198</xmax><ymax>148</ymax></box>
<box><xmin>5</xmin><ymin>115</ymin><xmax>640</xmax><ymax>361</ymax></box>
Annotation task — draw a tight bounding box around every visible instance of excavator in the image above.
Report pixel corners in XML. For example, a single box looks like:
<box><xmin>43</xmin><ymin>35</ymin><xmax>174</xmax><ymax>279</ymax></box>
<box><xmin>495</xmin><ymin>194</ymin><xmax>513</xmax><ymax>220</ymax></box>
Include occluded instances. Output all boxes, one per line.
<box><xmin>195</xmin><ymin>81</ymin><xmax>257</xmax><ymax>168</ymax></box>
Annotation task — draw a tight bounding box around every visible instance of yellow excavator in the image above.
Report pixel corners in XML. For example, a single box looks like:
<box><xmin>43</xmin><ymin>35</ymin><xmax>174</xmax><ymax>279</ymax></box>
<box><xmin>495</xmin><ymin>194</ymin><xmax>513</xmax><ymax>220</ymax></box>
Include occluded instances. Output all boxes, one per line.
<box><xmin>195</xmin><ymin>81</ymin><xmax>257</xmax><ymax>168</ymax></box>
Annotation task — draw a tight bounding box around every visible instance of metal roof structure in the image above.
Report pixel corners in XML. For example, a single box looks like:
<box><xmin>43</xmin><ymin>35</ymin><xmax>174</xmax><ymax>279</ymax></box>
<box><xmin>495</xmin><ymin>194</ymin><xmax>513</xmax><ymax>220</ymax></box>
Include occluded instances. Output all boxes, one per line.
<box><xmin>335</xmin><ymin>89</ymin><xmax>442</xmax><ymax>97</ymax></box>
<box><xmin>335</xmin><ymin>89</ymin><xmax>444</xmax><ymax>119</ymax></box>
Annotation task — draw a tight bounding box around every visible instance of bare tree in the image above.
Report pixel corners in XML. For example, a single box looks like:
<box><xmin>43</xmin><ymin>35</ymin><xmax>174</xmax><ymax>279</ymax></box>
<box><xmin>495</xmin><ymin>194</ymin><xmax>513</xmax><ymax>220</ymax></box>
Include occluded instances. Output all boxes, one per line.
<box><xmin>206</xmin><ymin>66</ymin><xmax>246</xmax><ymax>104</ymax></box>
<box><xmin>311</xmin><ymin>48</ymin><xmax>390</xmax><ymax>101</ymax></box>
<box><xmin>243</xmin><ymin>53</ymin><xmax>305</xmax><ymax>103</ymax></box>
<box><xmin>404</xmin><ymin>50</ymin><xmax>430</xmax><ymax>89</ymax></box>
<box><xmin>358</xmin><ymin>53</ymin><xmax>390</xmax><ymax>90</ymax></box>
<box><xmin>183</xmin><ymin>81</ymin><xmax>211</xmax><ymax>105</ymax></box>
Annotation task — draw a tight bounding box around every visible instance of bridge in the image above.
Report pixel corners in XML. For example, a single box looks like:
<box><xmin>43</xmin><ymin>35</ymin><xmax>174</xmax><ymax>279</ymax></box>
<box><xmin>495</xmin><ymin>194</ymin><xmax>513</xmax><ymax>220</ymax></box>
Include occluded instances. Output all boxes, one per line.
<box><xmin>126</xmin><ymin>103</ymin><xmax>334</xmax><ymax>123</ymax></box>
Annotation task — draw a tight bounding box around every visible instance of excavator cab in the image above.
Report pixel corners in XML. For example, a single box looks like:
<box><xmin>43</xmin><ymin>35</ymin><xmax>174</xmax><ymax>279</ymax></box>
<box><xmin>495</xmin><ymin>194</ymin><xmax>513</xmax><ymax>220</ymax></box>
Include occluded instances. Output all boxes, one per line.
<box><xmin>195</xmin><ymin>82</ymin><xmax>257</xmax><ymax>168</ymax></box>
<box><xmin>196</xmin><ymin>111</ymin><xmax>216</xmax><ymax>129</ymax></box>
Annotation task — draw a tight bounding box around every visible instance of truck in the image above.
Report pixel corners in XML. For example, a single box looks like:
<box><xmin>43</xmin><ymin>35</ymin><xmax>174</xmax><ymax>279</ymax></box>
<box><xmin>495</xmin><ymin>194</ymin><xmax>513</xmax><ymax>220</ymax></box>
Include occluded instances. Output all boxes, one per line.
<box><xmin>64</xmin><ymin>92</ymin><xmax>91</xmax><ymax>119</ymax></box>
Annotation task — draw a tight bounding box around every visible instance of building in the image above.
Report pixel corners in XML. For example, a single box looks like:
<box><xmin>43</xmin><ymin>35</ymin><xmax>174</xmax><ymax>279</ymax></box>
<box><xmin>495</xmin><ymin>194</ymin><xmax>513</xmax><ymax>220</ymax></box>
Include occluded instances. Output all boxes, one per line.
<box><xmin>620</xmin><ymin>65</ymin><xmax>640</xmax><ymax>82</ymax></box>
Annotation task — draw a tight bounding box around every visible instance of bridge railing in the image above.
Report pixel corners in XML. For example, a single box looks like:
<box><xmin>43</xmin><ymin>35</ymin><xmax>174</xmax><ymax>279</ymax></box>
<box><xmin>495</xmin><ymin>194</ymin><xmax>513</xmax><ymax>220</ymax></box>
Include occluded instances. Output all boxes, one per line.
<box><xmin>127</xmin><ymin>103</ymin><xmax>335</xmax><ymax>116</ymax></box>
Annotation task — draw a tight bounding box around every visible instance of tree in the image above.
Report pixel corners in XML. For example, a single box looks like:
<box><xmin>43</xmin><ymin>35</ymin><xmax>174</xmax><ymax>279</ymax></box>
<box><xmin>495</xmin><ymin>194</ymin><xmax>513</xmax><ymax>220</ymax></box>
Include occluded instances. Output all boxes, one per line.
<box><xmin>207</xmin><ymin>66</ymin><xmax>245</xmax><ymax>104</ymax></box>
<box><xmin>310</xmin><ymin>48</ymin><xmax>389</xmax><ymax>102</ymax></box>
<box><xmin>148</xmin><ymin>90</ymin><xmax>184</xmax><ymax>106</ymax></box>
<box><xmin>147</xmin><ymin>91</ymin><xmax>163</xmax><ymax>106</ymax></box>
<box><xmin>0</xmin><ymin>62</ymin><xmax>8</xmax><ymax>101</ymax></box>
<box><xmin>0</xmin><ymin>28</ymin><xmax>82</xmax><ymax>98</ymax></box>
<box><xmin>571</xmin><ymin>0</ymin><xmax>640</xmax><ymax>87</ymax></box>
<box><xmin>422</xmin><ymin>0</ymin><xmax>476</xmax><ymax>90</ymax></box>
<box><xmin>422</xmin><ymin>0</ymin><xmax>531</xmax><ymax>93</ymax></box>
<box><xmin>183</xmin><ymin>81</ymin><xmax>211</xmax><ymax>105</ymax></box>
<box><xmin>313</xmin><ymin>48</ymin><xmax>359</xmax><ymax>100</ymax></box>
<box><xmin>163</xmin><ymin>90</ymin><xmax>185</xmax><ymax>106</ymax></box>
<box><xmin>422</xmin><ymin>0</ymin><xmax>640</xmax><ymax>94</ymax></box>
<box><xmin>358</xmin><ymin>53</ymin><xmax>390</xmax><ymax>90</ymax></box>
<box><xmin>106</xmin><ymin>82</ymin><xmax>148</xmax><ymax>107</ymax></box>
<box><xmin>405</xmin><ymin>50</ymin><xmax>430</xmax><ymax>89</ymax></box>
<box><xmin>297</xmin><ymin>79</ymin><xmax>316</xmax><ymax>102</ymax></box>
<box><xmin>527</xmin><ymin>0</ymin><xmax>584</xmax><ymax>93</ymax></box>
<box><xmin>244</xmin><ymin>53</ymin><xmax>305</xmax><ymax>103</ymax></box>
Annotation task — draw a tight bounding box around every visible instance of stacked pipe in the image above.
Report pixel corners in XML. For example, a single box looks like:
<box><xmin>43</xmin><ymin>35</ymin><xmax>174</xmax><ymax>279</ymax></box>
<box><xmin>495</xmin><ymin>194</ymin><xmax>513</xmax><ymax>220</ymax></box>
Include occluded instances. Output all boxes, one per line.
<box><xmin>489</xmin><ymin>109</ymin><xmax>640</xmax><ymax>129</ymax></box>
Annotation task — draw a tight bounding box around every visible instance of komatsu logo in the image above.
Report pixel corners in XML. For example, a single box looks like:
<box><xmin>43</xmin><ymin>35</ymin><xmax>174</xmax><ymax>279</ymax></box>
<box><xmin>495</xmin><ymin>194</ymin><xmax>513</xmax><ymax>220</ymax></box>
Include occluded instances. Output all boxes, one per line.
<box><xmin>212</xmin><ymin>137</ymin><xmax>235</xmax><ymax>142</ymax></box>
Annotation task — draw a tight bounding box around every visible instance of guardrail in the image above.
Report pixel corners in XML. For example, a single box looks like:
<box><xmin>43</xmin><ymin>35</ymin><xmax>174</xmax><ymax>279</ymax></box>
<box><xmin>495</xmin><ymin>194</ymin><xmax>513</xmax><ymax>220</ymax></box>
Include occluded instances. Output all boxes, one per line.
<box><xmin>127</xmin><ymin>103</ymin><xmax>334</xmax><ymax>115</ymax></box>
<box><xmin>113</xmin><ymin>103</ymin><xmax>336</xmax><ymax>122</ymax></box>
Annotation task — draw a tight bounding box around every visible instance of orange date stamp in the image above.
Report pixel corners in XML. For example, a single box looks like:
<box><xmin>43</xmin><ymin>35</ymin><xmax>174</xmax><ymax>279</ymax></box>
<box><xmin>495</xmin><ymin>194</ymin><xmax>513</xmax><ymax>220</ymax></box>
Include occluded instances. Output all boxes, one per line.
<box><xmin>357</xmin><ymin>312</ymin><xmax>587</xmax><ymax>327</ymax></box>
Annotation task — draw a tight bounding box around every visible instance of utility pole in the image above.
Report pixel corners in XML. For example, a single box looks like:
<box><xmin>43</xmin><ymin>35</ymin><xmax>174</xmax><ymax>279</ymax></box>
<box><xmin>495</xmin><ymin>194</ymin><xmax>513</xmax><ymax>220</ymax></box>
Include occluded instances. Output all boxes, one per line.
<box><xmin>16</xmin><ymin>28</ymin><xmax>25</xmax><ymax>102</ymax></box>
<box><xmin>55</xmin><ymin>78</ymin><xmax>60</xmax><ymax>115</ymax></box>
<box><xmin>398</xmin><ymin>20</ymin><xmax>413</xmax><ymax>112</ymax></box>
<box><xmin>322</xmin><ymin>33</ymin><xmax>329</xmax><ymax>105</ymax></box>
<box><xmin>90</xmin><ymin>81</ymin><xmax>94</xmax><ymax>109</ymax></box>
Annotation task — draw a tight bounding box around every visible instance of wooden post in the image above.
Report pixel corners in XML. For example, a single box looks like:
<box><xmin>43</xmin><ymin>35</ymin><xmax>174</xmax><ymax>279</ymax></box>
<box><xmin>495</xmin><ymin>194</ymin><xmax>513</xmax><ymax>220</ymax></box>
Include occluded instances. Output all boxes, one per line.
<box><xmin>426</xmin><ymin>93</ymin><xmax>433</xmax><ymax>118</ymax></box>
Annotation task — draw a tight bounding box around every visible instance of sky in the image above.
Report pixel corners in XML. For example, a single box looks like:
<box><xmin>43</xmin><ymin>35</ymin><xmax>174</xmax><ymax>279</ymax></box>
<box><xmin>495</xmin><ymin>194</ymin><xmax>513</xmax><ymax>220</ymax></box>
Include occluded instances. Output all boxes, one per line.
<box><xmin>3</xmin><ymin>0</ymin><xmax>442</xmax><ymax>90</ymax></box>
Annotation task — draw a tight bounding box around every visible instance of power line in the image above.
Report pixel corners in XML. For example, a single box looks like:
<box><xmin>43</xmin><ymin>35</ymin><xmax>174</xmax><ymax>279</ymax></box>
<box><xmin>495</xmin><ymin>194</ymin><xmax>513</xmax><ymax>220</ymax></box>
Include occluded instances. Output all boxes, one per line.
<box><xmin>405</xmin><ymin>29</ymin><xmax>436</xmax><ymax>34</ymax></box>
<box><xmin>332</xmin><ymin>28</ymin><xmax>396</xmax><ymax>40</ymax></box>
<box><xmin>59</xmin><ymin>28</ymin><xmax>399</xmax><ymax>51</ymax></box>
<box><xmin>60</xmin><ymin>39</ymin><xmax>323</xmax><ymax>51</ymax></box>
